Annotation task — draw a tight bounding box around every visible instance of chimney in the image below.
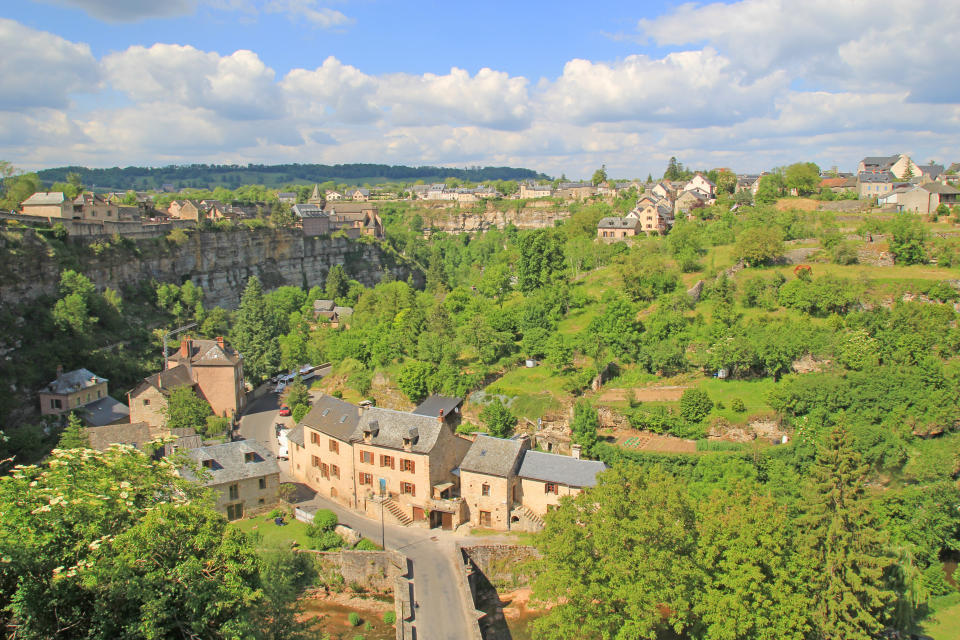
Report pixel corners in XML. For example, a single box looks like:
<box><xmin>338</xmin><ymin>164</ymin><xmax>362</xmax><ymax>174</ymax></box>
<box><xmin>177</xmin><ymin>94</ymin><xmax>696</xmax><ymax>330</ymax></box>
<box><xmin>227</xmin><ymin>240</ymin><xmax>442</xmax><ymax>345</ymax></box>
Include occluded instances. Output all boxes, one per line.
<box><xmin>56</xmin><ymin>364</ymin><xmax>64</xmax><ymax>378</ymax></box>
<box><xmin>438</xmin><ymin>408</ymin><xmax>445</xmax><ymax>424</ymax></box>
<box><xmin>180</xmin><ymin>337</ymin><xmax>191</xmax><ymax>358</ymax></box>
<box><xmin>216</xmin><ymin>336</ymin><xmax>225</xmax><ymax>348</ymax></box>
<box><xmin>571</xmin><ymin>444</ymin><xmax>582</xmax><ymax>460</ymax></box>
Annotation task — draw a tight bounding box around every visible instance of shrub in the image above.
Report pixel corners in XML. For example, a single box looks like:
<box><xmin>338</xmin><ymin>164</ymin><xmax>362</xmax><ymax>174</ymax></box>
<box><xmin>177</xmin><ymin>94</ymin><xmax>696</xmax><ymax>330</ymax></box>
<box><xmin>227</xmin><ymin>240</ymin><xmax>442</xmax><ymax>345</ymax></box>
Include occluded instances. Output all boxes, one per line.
<box><xmin>313</xmin><ymin>509</ymin><xmax>338</xmax><ymax>531</ymax></box>
<box><xmin>355</xmin><ymin>538</ymin><xmax>379</xmax><ymax>551</ymax></box>
<box><xmin>383</xmin><ymin>611</ymin><xmax>397</xmax><ymax>625</ymax></box>
<box><xmin>679</xmin><ymin>389</ymin><xmax>713</xmax><ymax>424</ymax></box>
<box><xmin>364</xmin><ymin>621</ymin><xmax>372</xmax><ymax>631</ymax></box>
<box><xmin>267</xmin><ymin>508</ymin><xmax>286</xmax><ymax>519</ymax></box>
<box><xmin>731</xmin><ymin>398</ymin><xmax>746</xmax><ymax>413</ymax></box>
<box><xmin>348</xmin><ymin>612</ymin><xmax>361</xmax><ymax>626</ymax></box>
<box><xmin>291</xmin><ymin>403</ymin><xmax>309</xmax><ymax>424</ymax></box>
<box><xmin>277</xmin><ymin>483</ymin><xmax>297</xmax><ymax>503</ymax></box>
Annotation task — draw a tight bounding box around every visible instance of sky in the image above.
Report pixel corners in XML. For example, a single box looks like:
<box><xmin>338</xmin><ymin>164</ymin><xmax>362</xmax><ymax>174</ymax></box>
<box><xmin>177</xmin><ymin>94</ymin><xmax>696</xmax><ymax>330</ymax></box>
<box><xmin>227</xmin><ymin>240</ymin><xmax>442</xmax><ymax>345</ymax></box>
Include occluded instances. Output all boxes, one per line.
<box><xmin>2</xmin><ymin>0</ymin><xmax>959</xmax><ymax>179</ymax></box>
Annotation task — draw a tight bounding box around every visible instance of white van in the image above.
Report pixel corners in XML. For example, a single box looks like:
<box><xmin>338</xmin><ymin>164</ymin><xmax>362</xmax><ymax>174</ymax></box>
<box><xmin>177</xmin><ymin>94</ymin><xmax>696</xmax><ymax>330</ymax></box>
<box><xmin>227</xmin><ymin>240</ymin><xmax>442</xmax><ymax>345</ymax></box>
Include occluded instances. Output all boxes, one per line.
<box><xmin>277</xmin><ymin>428</ymin><xmax>290</xmax><ymax>460</ymax></box>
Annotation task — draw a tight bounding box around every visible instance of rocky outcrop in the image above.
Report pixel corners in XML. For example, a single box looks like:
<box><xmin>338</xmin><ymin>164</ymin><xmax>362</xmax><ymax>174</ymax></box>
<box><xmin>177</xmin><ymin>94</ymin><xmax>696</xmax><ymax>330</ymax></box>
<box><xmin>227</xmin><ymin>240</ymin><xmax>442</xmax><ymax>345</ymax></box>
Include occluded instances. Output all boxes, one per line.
<box><xmin>0</xmin><ymin>228</ymin><xmax>419</xmax><ymax>309</ymax></box>
<box><xmin>424</xmin><ymin>204</ymin><xmax>570</xmax><ymax>234</ymax></box>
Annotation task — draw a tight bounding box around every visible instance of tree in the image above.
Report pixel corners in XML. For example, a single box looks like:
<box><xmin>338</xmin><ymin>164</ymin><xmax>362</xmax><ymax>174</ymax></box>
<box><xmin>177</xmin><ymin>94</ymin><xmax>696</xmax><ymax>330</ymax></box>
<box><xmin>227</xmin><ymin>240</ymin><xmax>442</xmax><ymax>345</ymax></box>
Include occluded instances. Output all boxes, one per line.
<box><xmin>52</xmin><ymin>270</ymin><xmax>99</xmax><ymax>335</ymax></box>
<box><xmin>755</xmin><ymin>174</ymin><xmax>784</xmax><ymax>204</ymax></box>
<box><xmin>67</xmin><ymin>171</ymin><xmax>83</xmax><ymax>193</ymax></box>
<box><xmin>325</xmin><ymin>264</ymin><xmax>349</xmax><ymax>301</ymax></box>
<box><xmin>587</xmin><ymin>293</ymin><xmax>643</xmax><ymax>363</ymax></box>
<box><xmin>591</xmin><ymin>165</ymin><xmax>607</xmax><ymax>186</ymax></box>
<box><xmin>797</xmin><ymin>426</ymin><xmax>895</xmax><ymax>639</ymax></box>
<box><xmin>784</xmin><ymin>162</ymin><xmax>821</xmax><ymax>196</ymax></box>
<box><xmin>480</xmin><ymin>399</ymin><xmax>516</xmax><ymax>438</ymax></box>
<box><xmin>57</xmin><ymin>413</ymin><xmax>89</xmax><ymax>449</ymax></box>
<box><xmin>397</xmin><ymin>360</ymin><xmax>431</xmax><ymax>404</ymax></box>
<box><xmin>285</xmin><ymin>376</ymin><xmax>311</xmax><ymax>412</ymax></box>
<box><xmin>478</xmin><ymin>262</ymin><xmax>513</xmax><ymax>307</ymax></box>
<box><xmin>531</xmin><ymin>466</ymin><xmax>700</xmax><ymax>639</ymax></box>
<box><xmin>735</xmin><ymin>226</ymin><xmax>784</xmax><ymax>266</ymax></box>
<box><xmin>715</xmin><ymin>169</ymin><xmax>737</xmax><ymax>194</ymax></box>
<box><xmin>888</xmin><ymin>215</ymin><xmax>928</xmax><ymax>265</ymax></box>
<box><xmin>163</xmin><ymin>386</ymin><xmax>213</xmax><ymax>431</ymax></box>
<box><xmin>679</xmin><ymin>388</ymin><xmax>713</xmax><ymax>423</ymax></box>
<box><xmin>570</xmin><ymin>399</ymin><xmax>599</xmax><ymax>453</ymax></box>
<box><xmin>516</xmin><ymin>229</ymin><xmax>566</xmax><ymax>293</ymax></box>
<box><xmin>231</xmin><ymin>276</ymin><xmax>282</xmax><ymax>382</ymax></box>
<box><xmin>544</xmin><ymin>334</ymin><xmax>574</xmax><ymax>371</ymax></box>
<box><xmin>257</xmin><ymin>548</ymin><xmax>319</xmax><ymax>640</ymax></box>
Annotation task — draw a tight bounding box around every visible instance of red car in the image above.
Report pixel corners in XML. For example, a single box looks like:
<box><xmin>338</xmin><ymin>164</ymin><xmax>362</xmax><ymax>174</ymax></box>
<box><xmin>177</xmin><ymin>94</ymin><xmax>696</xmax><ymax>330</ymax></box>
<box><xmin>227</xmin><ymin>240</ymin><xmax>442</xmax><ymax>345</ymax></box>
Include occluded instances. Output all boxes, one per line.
<box><xmin>278</xmin><ymin>405</ymin><xmax>291</xmax><ymax>417</ymax></box>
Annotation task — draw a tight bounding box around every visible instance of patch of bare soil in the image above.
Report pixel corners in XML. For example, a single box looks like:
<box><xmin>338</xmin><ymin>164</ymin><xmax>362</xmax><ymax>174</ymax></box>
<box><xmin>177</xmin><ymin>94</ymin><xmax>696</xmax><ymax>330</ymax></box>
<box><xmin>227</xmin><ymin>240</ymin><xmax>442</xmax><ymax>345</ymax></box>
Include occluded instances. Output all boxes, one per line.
<box><xmin>612</xmin><ymin>428</ymin><xmax>697</xmax><ymax>454</ymax></box>
<box><xmin>633</xmin><ymin>386</ymin><xmax>689</xmax><ymax>402</ymax></box>
<box><xmin>777</xmin><ymin>198</ymin><xmax>818</xmax><ymax>211</ymax></box>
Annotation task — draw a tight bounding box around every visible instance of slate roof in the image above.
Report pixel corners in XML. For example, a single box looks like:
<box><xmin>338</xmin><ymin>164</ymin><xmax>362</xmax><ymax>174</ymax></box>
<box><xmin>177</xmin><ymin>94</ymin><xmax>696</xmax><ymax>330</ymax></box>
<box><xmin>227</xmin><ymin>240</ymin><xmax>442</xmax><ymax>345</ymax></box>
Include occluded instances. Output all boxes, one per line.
<box><xmin>182</xmin><ymin>440</ymin><xmax>280</xmax><ymax>486</ymax></box>
<box><xmin>81</xmin><ymin>395</ymin><xmax>130</xmax><ymax>426</ymax></box>
<box><xmin>43</xmin><ymin>368</ymin><xmax>106</xmax><ymax>395</ymax></box>
<box><xmin>299</xmin><ymin>395</ymin><xmax>360</xmax><ymax>441</ymax></box>
<box><xmin>168</xmin><ymin>339</ymin><xmax>241</xmax><ymax>366</ymax></box>
<box><xmin>353</xmin><ymin>407</ymin><xmax>445</xmax><ymax>454</ymax></box>
<box><xmin>134</xmin><ymin>364</ymin><xmax>195</xmax><ymax>397</ymax></box>
<box><xmin>160</xmin><ymin>428</ymin><xmax>203</xmax><ymax>456</ymax></box>
<box><xmin>459</xmin><ymin>434</ymin><xmax>526</xmax><ymax>478</ymax></box>
<box><xmin>412</xmin><ymin>395</ymin><xmax>463</xmax><ymax>419</ymax></box>
<box><xmin>597</xmin><ymin>217</ymin><xmax>638</xmax><ymax>229</ymax></box>
<box><xmin>861</xmin><ymin>155</ymin><xmax>899</xmax><ymax>168</ymax></box>
<box><xmin>313</xmin><ymin>299</ymin><xmax>335</xmax><ymax>312</ymax></box>
<box><xmin>517</xmin><ymin>450</ymin><xmax>607</xmax><ymax>488</ymax></box>
<box><xmin>858</xmin><ymin>171</ymin><xmax>896</xmax><ymax>183</ymax></box>
<box><xmin>278</xmin><ymin>192</ymin><xmax>297</xmax><ymax>199</ymax></box>
<box><xmin>22</xmin><ymin>192</ymin><xmax>67</xmax><ymax>206</ymax></box>
<box><xmin>922</xmin><ymin>182</ymin><xmax>960</xmax><ymax>195</ymax></box>
<box><xmin>293</xmin><ymin>203</ymin><xmax>325</xmax><ymax>218</ymax></box>
<box><xmin>287</xmin><ymin>424</ymin><xmax>305</xmax><ymax>447</ymax></box>
<box><xmin>354</xmin><ymin>188</ymin><xmax>370</xmax><ymax>196</ymax></box>
<box><xmin>85</xmin><ymin>421</ymin><xmax>152</xmax><ymax>451</ymax></box>
<box><xmin>919</xmin><ymin>164</ymin><xmax>945</xmax><ymax>180</ymax></box>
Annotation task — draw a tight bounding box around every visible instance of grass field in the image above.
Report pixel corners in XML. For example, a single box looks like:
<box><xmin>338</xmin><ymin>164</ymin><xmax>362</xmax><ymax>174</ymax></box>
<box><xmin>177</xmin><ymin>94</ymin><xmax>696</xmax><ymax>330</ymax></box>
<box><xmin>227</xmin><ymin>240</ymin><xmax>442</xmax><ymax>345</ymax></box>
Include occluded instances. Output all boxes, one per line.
<box><xmin>922</xmin><ymin>592</ymin><xmax>960</xmax><ymax>640</ymax></box>
<box><xmin>486</xmin><ymin>365</ymin><xmax>566</xmax><ymax>419</ymax></box>
<box><xmin>698</xmin><ymin>377</ymin><xmax>777</xmax><ymax>424</ymax></box>
<box><xmin>228</xmin><ymin>511</ymin><xmax>315</xmax><ymax>549</ymax></box>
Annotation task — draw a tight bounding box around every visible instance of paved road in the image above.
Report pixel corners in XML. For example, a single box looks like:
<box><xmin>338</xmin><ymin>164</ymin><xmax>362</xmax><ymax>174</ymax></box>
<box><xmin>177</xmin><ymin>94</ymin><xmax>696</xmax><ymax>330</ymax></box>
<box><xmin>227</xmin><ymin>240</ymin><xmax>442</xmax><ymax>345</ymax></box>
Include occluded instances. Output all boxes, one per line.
<box><xmin>299</xmin><ymin>493</ymin><xmax>478</xmax><ymax>640</ymax></box>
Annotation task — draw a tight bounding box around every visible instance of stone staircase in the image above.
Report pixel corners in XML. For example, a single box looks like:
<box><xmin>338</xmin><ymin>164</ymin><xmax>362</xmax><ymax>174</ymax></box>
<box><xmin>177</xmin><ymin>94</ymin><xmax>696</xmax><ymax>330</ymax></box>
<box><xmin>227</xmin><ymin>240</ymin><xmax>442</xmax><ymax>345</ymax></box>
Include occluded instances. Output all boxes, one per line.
<box><xmin>382</xmin><ymin>497</ymin><xmax>413</xmax><ymax>526</ymax></box>
<box><xmin>510</xmin><ymin>506</ymin><xmax>544</xmax><ymax>532</ymax></box>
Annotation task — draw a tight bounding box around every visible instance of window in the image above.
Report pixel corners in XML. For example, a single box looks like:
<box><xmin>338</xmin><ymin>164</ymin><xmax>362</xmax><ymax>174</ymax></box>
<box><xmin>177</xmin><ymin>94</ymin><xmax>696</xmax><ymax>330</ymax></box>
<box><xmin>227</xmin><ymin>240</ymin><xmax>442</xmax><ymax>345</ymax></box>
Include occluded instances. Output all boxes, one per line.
<box><xmin>329</xmin><ymin>439</ymin><xmax>339</xmax><ymax>454</ymax></box>
<box><xmin>400</xmin><ymin>481</ymin><xmax>416</xmax><ymax>496</ymax></box>
<box><xmin>479</xmin><ymin>511</ymin><xmax>492</xmax><ymax>527</ymax></box>
<box><xmin>244</xmin><ymin>452</ymin><xmax>255</xmax><ymax>463</ymax></box>
<box><xmin>310</xmin><ymin>432</ymin><xmax>320</xmax><ymax>445</ymax></box>
<box><xmin>258</xmin><ymin>478</ymin><xmax>266</xmax><ymax>490</ymax></box>
<box><xmin>545</xmin><ymin>482</ymin><xmax>558</xmax><ymax>495</ymax></box>
<box><xmin>481</xmin><ymin>483</ymin><xmax>490</xmax><ymax>497</ymax></box>
<box><xmin>228</xmin><ymin>484</ymin><xmax>239</xmax><ymax>500</ymax></box>
<box><xmin>226</xmin><ymin>503</ymin><xmax>243</xmax><ymax>520</ymax></box>
<box><xmin>331</xmin><ymin>464</ymin><xmax>340</xmax><ymax>478</ymax></box>
<box><xmin>400</xmin><ymin>459</ymin><xmax>415</xmax><ymax>473</ymax></box>
<box><xmin>360</xmin><ymin>451</ymin><xmax>373</xmax><ymax>464</ymax></box>
<box><xmin>359</xmin><ymin>472</ymin><xmax>373</xmax><ymax>486</ymax></box>
<box><xmin>380</xmin><ymin>455</ymin><xmax>394</xmax><ymax>469</ymax></box>
<box><xmin>320</xmin><ymin>463</ymin><xmax>329</xmax><ymax>479</ymax></box>
<box><xmin>258</xmin><ymin>497</ymin><xmax>264</xmax><ymax>504</ymax></box>
<box><xmin>311</xmin><ymin>455</ymin><xmax>321</xmax><ymax>468</ymax></box>
<box><xmin>97</xmin><ymin>390</ymin><xmax>102</xmax><ymax>398</ymax></box>
<box><xmin>143</xmin><ymin>398</ymin><xmax>150</xmax><ymax>406</ymax></box>
<box><xmin>202</xmin><ymin>459</ymin><xmax>214</xmax><ymax>469</ymax></box>
<box><xmin>50</xmin><ymin>398</ymin><xmax>62</xmax><ymax>409</ymax></box>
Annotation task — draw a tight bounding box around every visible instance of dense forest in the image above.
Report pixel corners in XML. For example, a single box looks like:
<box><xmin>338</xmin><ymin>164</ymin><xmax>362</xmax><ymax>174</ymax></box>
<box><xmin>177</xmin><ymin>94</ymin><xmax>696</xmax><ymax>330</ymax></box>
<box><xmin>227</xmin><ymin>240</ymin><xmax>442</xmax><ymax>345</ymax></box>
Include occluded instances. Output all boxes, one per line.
<box><xmin>2</xmin><ymin>184</ymin><xmax>960</xmax><ymax>638</ymax></box>
<box><xmin>33</xmin><ymin>163</ymin><xmax>549</xmax><ymax>191</ymax></box>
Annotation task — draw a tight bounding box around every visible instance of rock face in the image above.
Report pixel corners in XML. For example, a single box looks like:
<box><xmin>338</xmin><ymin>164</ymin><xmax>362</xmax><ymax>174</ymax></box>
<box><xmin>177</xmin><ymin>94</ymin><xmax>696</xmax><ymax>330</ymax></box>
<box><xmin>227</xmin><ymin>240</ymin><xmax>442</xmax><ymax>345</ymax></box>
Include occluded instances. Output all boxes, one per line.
<box><xmin>424</xmin><ymin>202</ymin><xmax>570</xmax><ymax>234</ymax></box>
<box><xmin>1</xmin><ymin>229</ymin><xmax>419</xmax><ymax>309</ymax></box>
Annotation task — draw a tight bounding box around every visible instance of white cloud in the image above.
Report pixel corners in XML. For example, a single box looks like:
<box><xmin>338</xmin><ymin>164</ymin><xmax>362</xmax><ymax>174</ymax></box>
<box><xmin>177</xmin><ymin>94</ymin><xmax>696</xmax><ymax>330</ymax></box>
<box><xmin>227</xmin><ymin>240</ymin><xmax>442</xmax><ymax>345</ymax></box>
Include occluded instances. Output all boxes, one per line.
<box><xmin>34</xmin><ymin>0</ymin><xmax>197</xmax><ymax>22</ymax></box>
<box><xmin>0</xmin><ymin>18</ymin><xmax>99</xmax><ymax>110</ymax></box>
<box><xmin>264</xmin><ymin>0</ymin><xmax>353</xmax><ymax>28</ymax></box>
<box><xmin>103</xmin><ymin>45</ymin><xmax>284</xmax><ymax>120</ymax></box>
<box><xmin>281</xmin><ymin>57</ymin><xmax>381</xmax><ymax>124</ymax></box>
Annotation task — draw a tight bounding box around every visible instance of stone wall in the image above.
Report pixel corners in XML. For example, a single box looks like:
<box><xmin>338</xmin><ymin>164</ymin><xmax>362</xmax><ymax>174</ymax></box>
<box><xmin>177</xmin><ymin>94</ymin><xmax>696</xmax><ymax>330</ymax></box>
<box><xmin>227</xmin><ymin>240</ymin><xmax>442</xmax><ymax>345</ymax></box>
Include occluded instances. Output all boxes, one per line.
<box><xmin>461</xmin><ymin>544</ymin><xmax>540</xmax><ymax>591</ymax></box>
<box><xmin>310</xmin><ymin>549</ymin><xmax>406</xmax><ymax>594</ymax></box>
<box><xmin>0</xmin><ymin>228</ymin><xmax>419</xmax><ymax>309</ymax></box>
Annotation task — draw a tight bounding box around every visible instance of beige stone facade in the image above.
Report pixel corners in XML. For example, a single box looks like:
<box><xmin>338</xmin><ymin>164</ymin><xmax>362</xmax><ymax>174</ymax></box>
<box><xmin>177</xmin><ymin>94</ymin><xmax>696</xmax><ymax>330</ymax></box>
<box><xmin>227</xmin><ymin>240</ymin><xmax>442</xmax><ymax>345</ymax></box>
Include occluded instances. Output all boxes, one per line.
<box><xmin>460</xmin><ymin>471</ymin><xmax>519</xmax><ymax>530</ymax></box>
<box><xmin>39</xmin><ymin>369</ymin><xmax>109</xmax><ymax>415</ymax></box>
<box><xmin>183</xmin><ymin>440</ymin><xmax>280</xmax><ymax>520</ymax></box>
<box><xmin>128</xmin><ymin>383</ymin><xmax>171</xmax><ymax>429</ymax></box>
<box><xmin>165</xmin><ymin>337</ymin><xmax>246</xmax><ymax>418</ymax></box>
<box><xmin>518</xmin><ymin>477</ymin><xmax>581</xmax><ymax>517</ymax></box>
<box><xmin>21</xmin><ymin>192</ymin><xmax>73</xmax><ymax>218</ymax></box>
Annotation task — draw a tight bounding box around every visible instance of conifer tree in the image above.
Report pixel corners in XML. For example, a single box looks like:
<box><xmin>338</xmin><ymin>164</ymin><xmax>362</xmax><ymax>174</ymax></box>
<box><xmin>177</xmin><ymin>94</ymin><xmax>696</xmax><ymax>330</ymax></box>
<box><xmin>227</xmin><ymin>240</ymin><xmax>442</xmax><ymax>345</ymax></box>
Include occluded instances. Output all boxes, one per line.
<box><xmin>57</xmin><ymin>413</ymin><xmax>89</xmax><ymax>449</ymax></box>
<box><xmin>231</xmin><ymin>276</ymin><xmax>281</xmax><ymax>383</ymax></box>
<box><xmin>796</xmin><ymin>426</ymin><xmax>894</xmax><ymax>640</ymax></box>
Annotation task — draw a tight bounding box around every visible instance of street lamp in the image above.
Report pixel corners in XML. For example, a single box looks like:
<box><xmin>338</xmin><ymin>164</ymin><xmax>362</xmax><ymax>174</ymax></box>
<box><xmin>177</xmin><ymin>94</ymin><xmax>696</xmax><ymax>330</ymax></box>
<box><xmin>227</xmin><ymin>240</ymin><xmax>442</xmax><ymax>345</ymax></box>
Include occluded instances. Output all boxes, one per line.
<box><xmin>379</xmin><ymin>478</ymin><xmax>386</xmax><ymax>549</ymax></box>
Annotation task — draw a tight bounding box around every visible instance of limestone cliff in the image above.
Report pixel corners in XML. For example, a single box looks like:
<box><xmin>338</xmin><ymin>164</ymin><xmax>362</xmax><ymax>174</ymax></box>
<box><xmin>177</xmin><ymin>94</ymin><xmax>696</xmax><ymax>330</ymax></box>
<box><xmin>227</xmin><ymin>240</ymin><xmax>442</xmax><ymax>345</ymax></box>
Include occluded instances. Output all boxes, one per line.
<box><xmin>0</xmin><ymin>228</ymin><xmax>419</xmax><ymax>309</ymax></box>
<box><xmin>416</xmin><ymin>200</ymin><xmax>571</xmax><ymax>234</ymax></box>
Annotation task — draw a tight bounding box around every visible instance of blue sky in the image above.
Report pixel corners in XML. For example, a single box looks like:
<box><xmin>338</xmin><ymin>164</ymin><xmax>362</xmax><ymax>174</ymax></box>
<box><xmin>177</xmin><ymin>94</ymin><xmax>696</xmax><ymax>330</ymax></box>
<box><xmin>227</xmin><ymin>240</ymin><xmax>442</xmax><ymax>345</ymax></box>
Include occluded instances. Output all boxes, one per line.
<box><xmin>1</xmin><ymin>0</ymin><xmax>958</xmax><ymax>178</ymax></box>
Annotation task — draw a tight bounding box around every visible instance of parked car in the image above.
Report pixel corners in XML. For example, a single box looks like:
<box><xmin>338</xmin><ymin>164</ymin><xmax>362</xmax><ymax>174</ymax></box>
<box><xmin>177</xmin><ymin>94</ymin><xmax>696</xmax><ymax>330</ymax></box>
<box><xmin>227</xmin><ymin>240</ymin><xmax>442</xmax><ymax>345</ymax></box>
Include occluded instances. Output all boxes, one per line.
<box><xmin>274</xmin><ymin>381</ymin><xmax>286</xmax><ymax>394</ymax></box>
<box><xmin>278</xmin><ymin>405</ymin><xmax>291</xmax><ymax>417</ymax></box>
<box><xmin>277</xmin><ymin>428</ymin><xmax>290</xmax><ymax>460</ymax></box>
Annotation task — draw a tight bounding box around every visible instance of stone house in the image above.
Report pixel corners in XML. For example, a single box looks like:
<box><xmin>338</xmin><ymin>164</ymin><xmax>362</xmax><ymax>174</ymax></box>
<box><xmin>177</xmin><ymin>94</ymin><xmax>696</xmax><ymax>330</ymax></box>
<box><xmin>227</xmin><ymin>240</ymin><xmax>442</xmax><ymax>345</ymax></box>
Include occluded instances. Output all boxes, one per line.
<box><xmin>72</xmin><ymin>193</ymin><xmax>118</xmax><ymax>220</ymax></box>
<box><xmin>164</xmin><ymin>337</ymin><xmax>246</xmax><ymax>419</ymax></box>
<box><xmin>685</xmin><ymin>173</ymin><xmax>715</xmax><ymax>197</ymax></box>
<box><xmin>292</xmin><ymin>203</ymin><xmax>329</xmax><ymax>236</ymax></box>
<box><xmin>858</xmin><ymin>154</ymin><xmax>923</xmax><ymax>180</ymax></box>
<box><xmin>20</xmin><ymin>192</ymin><xmax>73</xmax><ymax>218</ymax></box>
<box><xmin>326</xmin><ymin>190</ymin><xmax>343</xmax><ymax>201</ymax></box>
<box><xmin>277</xmin><ymin>192</ymin><xmax>298</xmax><ymax>204</ymax></box>
<box><xmin>597</xmin><ymin>216</ymin><xmax>641</xmax><ymax>240</ymax></box>
<box><xmin>182</xmin><ymin>440</ymin><xmax>280</xmax><ymax>520</ymax></box>
<box><xmin>459</xmin><ymin>434</ymin><xmax>529</xmax><ymax>530</ymax></box>
<box><xmin>626</xmin><ymin>201</ymin><xmax>673</xmax><ymax>234</ymax></box>
<box><xmin>85</xmin><ymin>422</ymin><xmax>153</xmax><ymax>451</ymax></box>
<box><xmin>168</xmin><ymin>199</ymin><xmax>201</xmax><ymax>221</ymax></box>
<box><xmin>324</xmin><ymin>202</ymin><xmax>384</xmax><ymax>238</ymax></box>
<box><xmin>674</xmin><ymin>189</ymin><xmax>709</xmax><ymax>215</ymax></box>
<box><xmin>518</xmin><ymin>182</ymin><xmax>553</xmax><ymax>199</ymax></box>
<box><xmin>819</xmin><ymin>177</ymin><xmax>856</xmax><ymax>194</ymax></box>
<box><xmin>412</xmin><ymin>395</ymin><xmax>463</xmax><ymax>428</ymax></box>
<box><xmin>289</xmin><ymin>395</ymin><xmax>472</xmax><ymax>529</ymax></box>
<box><xmin>351</xmin><ymin>188</ymin><xmax>370</xmax><ymax>202</ymax></box>
<box><xmin>857</xmin><ymin>171</ymin><xmax>898</xmax><ymax>198</ymax></box>
<box><xmin>735</xmin><ymin>174</ymin><xmax>764</xmax><ymax>195</ymax></box>
<box><xmin>127</xmin><ymin>364</ymin><xmax>197</xmax><ymax>430</ymax></box>
<box><xmin>651</xmin><ymin>181</ymin><xmax>676</xmax><ymax>201</ymax></box>
<box><xmin>557</xmin><ymin>182</ymin><xmax>597</xmax><ymax>201</ymax></box>
<box><xmin>312</xmin><ymin>299</ymin><xmax>353</xmax><ymax>328</ymax></box>
<box><xmin>516</xmin><ymin>449</ymin><xmax>607</xmax><ymax>520</ymax></box>
<box><xmin>899</xmin><ymin>183</ymin><xmax>960</xmax><ymax>213</ymax></box>
<box><xmin>39</xmin><ymin>366</ymin><xmax>130</xmax><ymax>426</ymax></box>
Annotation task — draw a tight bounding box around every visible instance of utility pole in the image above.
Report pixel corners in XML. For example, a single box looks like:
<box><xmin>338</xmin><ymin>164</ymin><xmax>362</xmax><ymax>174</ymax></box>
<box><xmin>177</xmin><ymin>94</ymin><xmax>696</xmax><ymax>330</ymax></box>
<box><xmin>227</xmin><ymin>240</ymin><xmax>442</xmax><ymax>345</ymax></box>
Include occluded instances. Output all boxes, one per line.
<box><xmin>379</xmin><ymin>477</ymin><xmax>386</xmax><ymax>549</ymax></box>
<box><xmin>162</xmin><ymin>322</ymin><xmax>197</xmax><ymax>368</ymax></box>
